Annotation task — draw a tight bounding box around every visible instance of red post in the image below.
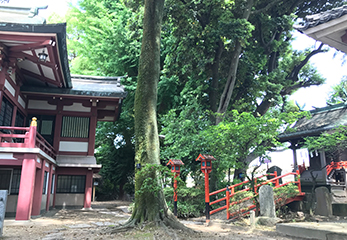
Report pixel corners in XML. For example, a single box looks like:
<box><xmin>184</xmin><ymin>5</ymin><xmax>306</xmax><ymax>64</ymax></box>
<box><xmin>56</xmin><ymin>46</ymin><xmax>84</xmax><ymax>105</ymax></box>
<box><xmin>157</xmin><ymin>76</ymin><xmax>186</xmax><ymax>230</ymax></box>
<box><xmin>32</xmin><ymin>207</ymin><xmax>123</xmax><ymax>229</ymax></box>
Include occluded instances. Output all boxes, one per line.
<box><xmin>15</xmin><ymin>158</ymin><xmax>36</xmax><ymax>220</ymax></box>
<box><xmin>195</xmin><ymin>154</ymin><xmax>216</xmax><ymax>223</ymax></box>
<box><xmin>167</xmin><ymin>159</ymin><xmax>184</xmax><ymax>217</ymax></box>
<box><xmin>27</xmin><ymin>117</ymin><xmax>37</xmax><ymax>148</ymax></box>
<box><xmin>296</xmin><ymin>170</ymin><xmax>302</xmax><ymax>193</ymax></box>
<box><xmin>204</xmin><ymin>170</ymin><xmax>210</xmax><ymax>223</ymax></box>
<box><xmin>173</xmin><ymin>173</ymin><xmax>178</xmax><ymax>216</ymax></box>
<box><xmin>274</xmin><ymin>171</ymin><xmax>279</xmax><ymax>186</ymax></box>
<box><xmin>226</xmin><ymin>187</ymin><xmax>230</xmax><ymax>219</ymax></box>
<box><xmin>254</xmin><ymin>178</ymin><xmax>257</xmax><ymax>194</ymax></box>
<box><xmin>46</xmin><ymin>164</ymin><xmax>53</xmax><ymax>212</ymax></box>
<box><xmin>83</xmin><ymin>169</ymin><xmax>93</xmax><ymax>209</ymax></box>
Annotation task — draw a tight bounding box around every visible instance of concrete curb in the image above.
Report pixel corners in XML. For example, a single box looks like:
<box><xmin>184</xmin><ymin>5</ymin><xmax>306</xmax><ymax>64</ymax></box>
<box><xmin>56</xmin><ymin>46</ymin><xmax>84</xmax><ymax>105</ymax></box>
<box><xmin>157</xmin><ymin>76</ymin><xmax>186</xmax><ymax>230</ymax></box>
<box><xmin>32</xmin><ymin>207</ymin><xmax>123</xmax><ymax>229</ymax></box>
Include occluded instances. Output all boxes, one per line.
<box><xmin>277</xmin><ymin>222</ymin><xmax>347</xmax><ymax>240</ymax></box>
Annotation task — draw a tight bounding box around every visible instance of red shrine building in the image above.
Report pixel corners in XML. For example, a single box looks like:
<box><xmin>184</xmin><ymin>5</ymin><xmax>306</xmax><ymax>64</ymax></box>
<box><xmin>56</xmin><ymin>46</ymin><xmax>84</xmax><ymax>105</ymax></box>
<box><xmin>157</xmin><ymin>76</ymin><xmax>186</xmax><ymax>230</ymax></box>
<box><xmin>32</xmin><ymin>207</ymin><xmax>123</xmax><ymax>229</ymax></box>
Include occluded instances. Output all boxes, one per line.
<box><xmin>0</xmin><ymin>20</ymin><xmax>126</xmax><ymax>219</ymax></box>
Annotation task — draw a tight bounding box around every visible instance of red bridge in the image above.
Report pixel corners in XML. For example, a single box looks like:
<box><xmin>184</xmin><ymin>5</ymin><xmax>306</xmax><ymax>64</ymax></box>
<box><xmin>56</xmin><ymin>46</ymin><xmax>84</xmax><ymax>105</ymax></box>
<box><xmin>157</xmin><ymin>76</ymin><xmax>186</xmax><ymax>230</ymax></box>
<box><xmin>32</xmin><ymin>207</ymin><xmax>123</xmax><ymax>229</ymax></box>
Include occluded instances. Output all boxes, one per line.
<box><xmin>209</xmin><ymin>170</ymin><xmax>305</xmax><ymax>220</ymax></box>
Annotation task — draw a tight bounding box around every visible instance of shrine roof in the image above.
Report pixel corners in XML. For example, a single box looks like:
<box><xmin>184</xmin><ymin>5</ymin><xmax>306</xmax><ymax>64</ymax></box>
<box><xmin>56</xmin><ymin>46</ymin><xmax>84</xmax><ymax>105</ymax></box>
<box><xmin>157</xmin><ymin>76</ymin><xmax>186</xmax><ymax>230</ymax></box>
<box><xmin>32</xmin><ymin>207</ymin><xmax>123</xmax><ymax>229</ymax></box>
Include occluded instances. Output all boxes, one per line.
<box><xmin>294</xmin><ymin>5</ymin><xmax>347</xmax><ymax>32</ymax></box>
<box><xmin>0</xmin><ymin>22</ymin><xmax>72</xmax><ymax>88</ymax></box>
<box><xmin>196</xmin><ymin>154</ymin><xmax>216</xmax><ymax>161</ymax></box>
<box><xmin>167</xmin><ymin>159</ymin><xmax>184</xmax><ymax>166</ymax></box>
<box><xmin>21</xmin><ymin>75</ymin><xmax>127</xmax><ymax>98</ymax></box>
<box><xmin>278</xmin><ymin>103</ymin><xmax>347</xmax><ymax>142</ymax></box>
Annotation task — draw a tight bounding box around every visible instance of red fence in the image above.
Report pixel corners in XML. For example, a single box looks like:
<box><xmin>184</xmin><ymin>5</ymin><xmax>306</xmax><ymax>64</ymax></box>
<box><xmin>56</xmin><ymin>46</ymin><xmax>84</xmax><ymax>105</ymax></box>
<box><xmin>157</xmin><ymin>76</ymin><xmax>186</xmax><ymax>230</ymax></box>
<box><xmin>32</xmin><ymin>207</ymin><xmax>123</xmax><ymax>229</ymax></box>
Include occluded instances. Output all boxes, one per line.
<box><xmin>0</xmin><ymin>125</ymin><xmax>56</xmax><ymax>160</ymax></box>
<box><xmin>209</xmin><ymin>170</ymin><xmax>304</xmax><ymax>220</ymax></box>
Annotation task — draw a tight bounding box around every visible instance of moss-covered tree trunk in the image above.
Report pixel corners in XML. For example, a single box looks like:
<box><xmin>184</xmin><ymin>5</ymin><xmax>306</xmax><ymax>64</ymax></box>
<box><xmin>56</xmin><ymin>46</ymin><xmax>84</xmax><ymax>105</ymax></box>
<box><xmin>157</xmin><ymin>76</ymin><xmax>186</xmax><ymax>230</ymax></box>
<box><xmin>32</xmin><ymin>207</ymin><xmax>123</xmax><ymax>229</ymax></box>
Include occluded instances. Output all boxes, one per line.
<box><xmin>127</xmin><ymin>0</ymin><xmax>185</xmax><ymax>229</ymax></box>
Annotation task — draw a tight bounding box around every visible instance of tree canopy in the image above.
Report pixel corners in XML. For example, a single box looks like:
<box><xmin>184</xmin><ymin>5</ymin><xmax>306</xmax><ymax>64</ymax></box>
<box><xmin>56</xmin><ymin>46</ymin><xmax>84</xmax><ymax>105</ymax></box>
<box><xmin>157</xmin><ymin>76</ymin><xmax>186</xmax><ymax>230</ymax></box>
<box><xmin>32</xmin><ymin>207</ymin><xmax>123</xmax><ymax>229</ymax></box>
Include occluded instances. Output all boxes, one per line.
<box><xmin>57</xmin><ymin>0</ymin><xmax>346</xmax><ymax>206</ymax></box>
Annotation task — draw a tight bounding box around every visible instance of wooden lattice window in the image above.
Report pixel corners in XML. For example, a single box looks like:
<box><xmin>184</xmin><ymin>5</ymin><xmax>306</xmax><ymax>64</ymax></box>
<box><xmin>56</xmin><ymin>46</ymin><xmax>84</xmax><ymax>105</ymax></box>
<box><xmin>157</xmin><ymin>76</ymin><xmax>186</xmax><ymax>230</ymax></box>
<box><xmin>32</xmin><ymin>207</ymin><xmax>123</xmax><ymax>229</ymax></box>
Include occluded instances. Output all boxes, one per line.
<box><xmin>61</xmin><ymin>116</ymin><xmax>90</xmax><ymax>138</ymax></box>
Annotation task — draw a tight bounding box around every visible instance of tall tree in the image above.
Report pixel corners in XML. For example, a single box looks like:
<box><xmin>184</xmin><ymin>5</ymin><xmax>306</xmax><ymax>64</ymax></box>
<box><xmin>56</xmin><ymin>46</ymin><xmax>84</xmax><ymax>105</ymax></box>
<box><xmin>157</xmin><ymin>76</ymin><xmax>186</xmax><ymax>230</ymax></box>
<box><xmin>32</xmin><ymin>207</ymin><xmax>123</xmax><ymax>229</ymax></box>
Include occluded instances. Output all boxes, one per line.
<box><xmin>127</xmin><ymin>0</ymin><xmax>187</xmax><ymax>229</ymax></box>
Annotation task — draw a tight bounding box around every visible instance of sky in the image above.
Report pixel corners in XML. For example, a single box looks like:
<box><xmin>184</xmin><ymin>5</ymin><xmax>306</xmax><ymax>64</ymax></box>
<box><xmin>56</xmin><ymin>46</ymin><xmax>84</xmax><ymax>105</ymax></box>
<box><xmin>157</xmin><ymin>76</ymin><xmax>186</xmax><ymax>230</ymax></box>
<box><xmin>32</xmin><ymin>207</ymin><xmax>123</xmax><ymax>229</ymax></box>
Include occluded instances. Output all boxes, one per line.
<box><xmin>290</xmin><ymin>32</ymin><xmax>347</xmax><ymax>110</ymax></box>
<box><xmin>7</xmin><ymin>0</ymin><xmax>347</xmax><ymax>111</ymax></box>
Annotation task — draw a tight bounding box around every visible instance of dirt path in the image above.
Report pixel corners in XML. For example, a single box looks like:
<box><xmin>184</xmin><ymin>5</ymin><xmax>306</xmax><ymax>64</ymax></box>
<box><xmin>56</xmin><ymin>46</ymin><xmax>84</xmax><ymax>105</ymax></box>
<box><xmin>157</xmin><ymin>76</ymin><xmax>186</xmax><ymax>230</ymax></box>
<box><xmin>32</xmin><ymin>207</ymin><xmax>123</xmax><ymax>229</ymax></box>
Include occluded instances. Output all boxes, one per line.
<box><xmin>1</xmin><ymin>201</ymin><xmax>304</xmax><ymax>239</ymax></box>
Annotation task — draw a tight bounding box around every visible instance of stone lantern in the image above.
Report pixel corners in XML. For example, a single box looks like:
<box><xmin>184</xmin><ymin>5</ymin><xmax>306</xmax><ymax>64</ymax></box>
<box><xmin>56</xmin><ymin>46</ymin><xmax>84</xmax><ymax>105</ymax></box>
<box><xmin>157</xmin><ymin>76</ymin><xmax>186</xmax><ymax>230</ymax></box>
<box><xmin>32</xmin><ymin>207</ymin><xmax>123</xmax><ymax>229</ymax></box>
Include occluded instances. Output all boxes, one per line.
<box><xmin>167</xmin><ymin>159</ymin><xmax>184</xmax><ymax>216</ymax></box>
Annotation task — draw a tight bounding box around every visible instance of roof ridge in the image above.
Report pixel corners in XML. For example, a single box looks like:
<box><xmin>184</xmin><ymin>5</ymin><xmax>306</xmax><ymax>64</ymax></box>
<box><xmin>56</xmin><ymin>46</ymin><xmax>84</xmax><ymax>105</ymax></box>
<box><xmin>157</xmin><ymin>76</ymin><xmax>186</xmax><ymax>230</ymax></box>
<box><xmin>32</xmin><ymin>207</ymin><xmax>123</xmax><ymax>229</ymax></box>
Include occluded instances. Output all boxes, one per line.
<box><xmin>310</xmin><ymin>103</ymin><xmax>347</xmax><ymax>114</ymax></box>
<box><xmin>295</xmin><ymin>5</ymin><xmax>347</xmax><ymax>31</ymax></box>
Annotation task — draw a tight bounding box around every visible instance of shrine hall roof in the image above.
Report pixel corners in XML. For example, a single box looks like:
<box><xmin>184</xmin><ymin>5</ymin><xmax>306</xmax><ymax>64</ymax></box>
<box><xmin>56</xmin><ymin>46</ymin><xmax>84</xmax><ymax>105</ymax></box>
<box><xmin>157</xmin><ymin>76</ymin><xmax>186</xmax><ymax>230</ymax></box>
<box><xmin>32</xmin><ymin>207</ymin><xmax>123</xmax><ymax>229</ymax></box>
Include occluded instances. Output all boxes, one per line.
<box><xmin>295</xmin><ymin>5</ymin><xmax>347</xmax><ymax>32</ymax></box>
<box><xmin>278</xmin><ymin>103</ymin><xmax>347</xmax><ymax>142</ymax></box>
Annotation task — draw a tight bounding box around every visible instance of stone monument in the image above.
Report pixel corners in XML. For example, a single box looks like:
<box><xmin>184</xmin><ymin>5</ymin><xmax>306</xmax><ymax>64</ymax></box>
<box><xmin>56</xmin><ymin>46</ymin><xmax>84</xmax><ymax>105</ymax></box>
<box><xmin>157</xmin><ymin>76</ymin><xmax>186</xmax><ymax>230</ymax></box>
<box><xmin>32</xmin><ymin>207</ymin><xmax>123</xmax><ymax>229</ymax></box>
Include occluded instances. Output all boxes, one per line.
<box><xmin>315</xmin><ymin>186</ymin><xmax>332</xmax><ymax>216</ymax></box>
<box><xmin>0</xmin><ymin>190</ymin><xmax>8</xmax><ymax>237</ymax></box>
<box><xmin>259</xmin><ymin>185</ymin><xmax>276</xmax><ymax>218</ymax></box>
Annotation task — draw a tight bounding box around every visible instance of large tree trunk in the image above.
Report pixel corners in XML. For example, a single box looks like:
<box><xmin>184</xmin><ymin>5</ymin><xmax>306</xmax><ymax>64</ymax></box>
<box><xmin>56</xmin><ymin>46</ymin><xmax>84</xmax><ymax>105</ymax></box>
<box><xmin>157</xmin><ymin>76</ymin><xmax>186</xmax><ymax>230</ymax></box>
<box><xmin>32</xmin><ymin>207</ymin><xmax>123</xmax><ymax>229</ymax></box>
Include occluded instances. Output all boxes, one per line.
<box><xmin>126</xmin><ymin>0</ymin><xmax>190</xmax><ymax>230</ymax></box>
<box><xmin>216</xmin><ymin>0</ymin><xmax>254</xmax><ymax>124</ymax></box>
<box><xmin>130</xmin><ymin>0</ymin><xmax>167</xmax><ymax>224</ymax></box>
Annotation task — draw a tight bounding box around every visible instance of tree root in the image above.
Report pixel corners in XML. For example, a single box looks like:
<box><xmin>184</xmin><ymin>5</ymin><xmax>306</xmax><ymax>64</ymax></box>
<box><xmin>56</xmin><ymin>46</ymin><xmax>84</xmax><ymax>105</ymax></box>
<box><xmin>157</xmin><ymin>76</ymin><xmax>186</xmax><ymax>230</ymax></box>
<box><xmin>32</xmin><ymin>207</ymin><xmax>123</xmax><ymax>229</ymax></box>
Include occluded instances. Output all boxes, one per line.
<box><xmin>109</xmin><ymin>214</ymin><xmax>195</xmax><ymax>236</ymax></box>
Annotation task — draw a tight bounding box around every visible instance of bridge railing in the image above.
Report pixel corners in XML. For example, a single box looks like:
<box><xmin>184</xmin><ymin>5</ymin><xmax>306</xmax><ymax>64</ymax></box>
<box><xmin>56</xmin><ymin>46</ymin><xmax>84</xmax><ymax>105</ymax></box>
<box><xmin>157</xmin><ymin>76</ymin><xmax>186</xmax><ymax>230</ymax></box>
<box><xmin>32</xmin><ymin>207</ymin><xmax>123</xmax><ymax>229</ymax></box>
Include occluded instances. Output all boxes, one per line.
<box><xmin>209</xmin><ymin>170</ymin><xmax>302</xmax><ymax>219</ymax></box>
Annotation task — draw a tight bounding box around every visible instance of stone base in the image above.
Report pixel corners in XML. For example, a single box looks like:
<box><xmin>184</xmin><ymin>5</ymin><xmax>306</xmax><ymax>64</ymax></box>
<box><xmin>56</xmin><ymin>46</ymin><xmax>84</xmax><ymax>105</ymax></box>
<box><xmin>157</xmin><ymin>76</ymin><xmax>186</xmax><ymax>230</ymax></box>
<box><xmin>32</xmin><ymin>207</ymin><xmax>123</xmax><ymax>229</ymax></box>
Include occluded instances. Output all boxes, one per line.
<box><xmin>256</xmin><ymin>216</ymin><xmax>281</xmax><ymax>226</ymax></box>
<box><xmin>332</xmin><ymin>204</ymin><xmax>347</xmax><ymax>216</ymax></box>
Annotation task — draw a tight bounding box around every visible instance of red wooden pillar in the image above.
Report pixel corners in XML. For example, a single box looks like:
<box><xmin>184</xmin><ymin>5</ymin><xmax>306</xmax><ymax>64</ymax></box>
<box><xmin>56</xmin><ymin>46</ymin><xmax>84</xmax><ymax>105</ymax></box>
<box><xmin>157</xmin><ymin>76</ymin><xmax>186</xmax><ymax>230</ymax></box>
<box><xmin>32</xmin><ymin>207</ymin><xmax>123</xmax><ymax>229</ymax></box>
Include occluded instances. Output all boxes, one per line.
<box><xmin>15</xmin><ymin>118</ymin><xmax>37</xmax><ymax>220</ymax></box>
<box><xmin>52</xmin><ymin>169</ymin><xmax>57</xmax><ymax>208</ymax></box>
<box><xmin>83</xmin><ymin>169</ymin><xmax>93</xmax><ymax>209</ymax></box>
<box><xmin>15</xmin><ymin>157</ymin><xmax>37</xmax><ymax>220</ymax></box>
<box><xmin>46</xmin><ymin>164</ymin><xmax>54</xmax><ymax>212</ymax></box>
<box><xmin>226</xmin><ymin>187</ymin><xmax>230</xmax><ymax>219</ymax></box>
<box><xmin>296</xmin><ymin>170</ymin><xmax>302</xmax><ymax>193</ymax></box>
<box><xmin>204</xmin><ymin>170</ymin><xmax>210</xmax><ymax>223</ymax></box>
<box><xmin>173</xmin><ymin>173</ymin><xmax>178</xmax><ymax>216</ymax></box>
<box><xmin>31</xmin><ymin>160</ymin><xmax>45</xmax><ymax>216</ymax></box>
<box><xmin>88</xmin><ymin>105</ymin><xmax>97</xmax><ymax>156</ymax></box>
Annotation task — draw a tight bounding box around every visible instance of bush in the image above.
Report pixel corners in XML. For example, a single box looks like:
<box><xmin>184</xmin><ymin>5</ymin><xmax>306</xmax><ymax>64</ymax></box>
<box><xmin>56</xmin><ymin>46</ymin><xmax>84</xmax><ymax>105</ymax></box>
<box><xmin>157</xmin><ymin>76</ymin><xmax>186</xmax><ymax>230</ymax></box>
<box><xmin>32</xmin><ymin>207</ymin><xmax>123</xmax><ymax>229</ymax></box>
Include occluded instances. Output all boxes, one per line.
<box><xmin>164</xmin><ymin>186</ymin><xmax>205</xmax><ymax>218</ymax></box>
<box><xmin>273</xmin><ymin>183</ymin><xmax>299</xmax><ymax>210</ymax></box>
<box><xmin>228</xmin><ymin>190</ymin><xmax>255</xmax><ymax>218</ymax></box>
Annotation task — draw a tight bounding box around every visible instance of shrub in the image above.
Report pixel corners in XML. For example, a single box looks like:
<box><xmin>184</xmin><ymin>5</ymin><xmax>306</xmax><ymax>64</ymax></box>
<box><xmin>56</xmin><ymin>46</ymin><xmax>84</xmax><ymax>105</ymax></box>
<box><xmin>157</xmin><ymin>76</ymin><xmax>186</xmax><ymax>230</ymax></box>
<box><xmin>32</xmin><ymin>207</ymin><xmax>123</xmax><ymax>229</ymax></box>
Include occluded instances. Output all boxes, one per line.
<box><xmin>164</xmin><ymin>186</ymin><xmax>205</xmax><ymax>218</ymax></box>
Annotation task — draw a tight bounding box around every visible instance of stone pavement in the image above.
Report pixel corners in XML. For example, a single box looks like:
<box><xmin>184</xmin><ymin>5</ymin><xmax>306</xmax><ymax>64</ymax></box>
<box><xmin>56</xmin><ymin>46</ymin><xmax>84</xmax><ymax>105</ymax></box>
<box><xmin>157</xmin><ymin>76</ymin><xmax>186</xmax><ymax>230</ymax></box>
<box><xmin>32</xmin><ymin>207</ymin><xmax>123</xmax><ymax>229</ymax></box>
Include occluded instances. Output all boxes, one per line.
<box><xmin>277</xmin><ymin>222</ymin><xmax>347</xmax><ymax>240</ymax></box>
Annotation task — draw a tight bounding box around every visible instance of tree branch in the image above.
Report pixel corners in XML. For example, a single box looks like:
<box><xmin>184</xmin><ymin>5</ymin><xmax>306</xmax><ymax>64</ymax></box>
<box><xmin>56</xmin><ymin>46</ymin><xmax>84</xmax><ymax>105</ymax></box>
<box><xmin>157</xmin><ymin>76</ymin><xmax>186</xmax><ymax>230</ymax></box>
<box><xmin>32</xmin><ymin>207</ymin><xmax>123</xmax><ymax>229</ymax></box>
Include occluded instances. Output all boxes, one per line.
<box><xmin>287</xmin><ymin>43</ymin><xmax>326</xmax><ymax>82</ymax></box>
<box><xmin>251</xmin><ymin>0</ymin><xmax>283</xmax><ymax>15</ymax></box>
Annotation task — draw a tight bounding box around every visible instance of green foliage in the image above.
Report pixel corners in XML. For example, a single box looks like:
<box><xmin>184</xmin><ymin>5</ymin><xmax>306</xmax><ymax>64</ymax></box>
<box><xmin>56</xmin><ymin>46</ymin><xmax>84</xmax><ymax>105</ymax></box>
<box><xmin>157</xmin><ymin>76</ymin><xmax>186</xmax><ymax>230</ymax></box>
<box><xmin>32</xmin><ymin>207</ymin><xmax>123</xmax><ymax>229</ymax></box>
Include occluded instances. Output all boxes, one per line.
<box><xmin>65</xmin><ymin>0</ymin><xmax>142</xmax><ymax>76</ymax></box>
<box><xmin>135</xmin><ymin>164</ymin><xmax>172</xmax><ymax>199</ymax></box>
<box><xmin>63</xmin><ymin>0</ymin><xmax>344</xmax><ymax>203</ymax></box>
<box><xmin>273</xmin><ymin>183</ymin><xmax>299</xmax><ymax>211</ymax></box>
<box><xmin>304</xmin><ymin>125</ymin><xmax>347</xmax><ymax>160</ymax></box>
<box><xmin>161</xmin><ymin>107</ymin><xmax>308</xmax><ymax>182</ymax></box>
<box><xmin>228</xmin><ymin>190</ymin><xmax>254</xmax><ymax>215</ymax></box>
<box><xmin>164</xmin><ymin>186</ymin><xmax>205</xmax><ymax>218</ymax></box>
<box><xmin>327</xmin><ymin>76</ymin><xmax>347</xmax><ymax>104</ymax></box>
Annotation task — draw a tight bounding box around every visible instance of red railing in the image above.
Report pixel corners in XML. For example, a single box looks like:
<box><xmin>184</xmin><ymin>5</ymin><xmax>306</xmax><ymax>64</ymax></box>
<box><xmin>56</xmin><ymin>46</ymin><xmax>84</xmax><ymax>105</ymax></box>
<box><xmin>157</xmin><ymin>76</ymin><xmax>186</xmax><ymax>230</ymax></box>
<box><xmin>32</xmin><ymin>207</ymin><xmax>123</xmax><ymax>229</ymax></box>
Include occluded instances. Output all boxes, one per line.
<box><xmin>209</xmin><ymin>170</ymin><xmax>304</xmax><ymax>220</ymax></box>
<box><xmin>326</xmin><ymin>161</ymin><xmax>347</xmax><ymax>176</ymax></box>
<box><xmin>0</xmin><ymin>125</ymin><xmax>56</xmax><ymax>160</ymax></box>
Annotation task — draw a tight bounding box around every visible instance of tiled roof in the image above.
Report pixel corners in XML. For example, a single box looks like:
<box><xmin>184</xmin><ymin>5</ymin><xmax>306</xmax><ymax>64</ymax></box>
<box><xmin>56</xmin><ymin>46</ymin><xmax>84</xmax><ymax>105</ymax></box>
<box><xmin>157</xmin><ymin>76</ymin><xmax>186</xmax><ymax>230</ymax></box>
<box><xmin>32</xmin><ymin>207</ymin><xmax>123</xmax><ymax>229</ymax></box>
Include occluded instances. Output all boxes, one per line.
<box><xmin>278</xmin><ymin>103</ymin><xmax>347</xmax><ymax>141</ymax></box>
<box><xmin>21</xmin><ymin>75</ymin><xmax>127</xmax><ymax>98</ymax></box>
<box><xmin>196</xmin><ymin>154</ymin><xmax>216</xmax><ymax>161</ymax></box>
<box><xmin>295</xmin><ymin>5</ymin><xmax>347</xmax><ymax>31</ymax></box>
<box><xmin>167</xmin><ymin>159</ymin><xmax>184</xmax><ymax>165</ymax></box>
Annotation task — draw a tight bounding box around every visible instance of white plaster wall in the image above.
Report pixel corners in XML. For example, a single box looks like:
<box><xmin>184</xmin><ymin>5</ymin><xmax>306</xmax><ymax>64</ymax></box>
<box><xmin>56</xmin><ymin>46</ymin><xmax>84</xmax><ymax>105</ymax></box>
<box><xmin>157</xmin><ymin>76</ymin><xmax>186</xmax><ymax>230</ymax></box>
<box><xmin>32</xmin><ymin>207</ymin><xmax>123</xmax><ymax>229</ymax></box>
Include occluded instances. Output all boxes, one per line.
<box><xmin>103</xmin><ymin>105</ymin><xmax>116</xmax><ymax>110</ymax></box>
<box><xmin>0</xmin><ymin>153</ymin><xmax>16</xmax><ymax>160</ymax></box>
<box><xmin>98</xmin><ymin>116</ymin><xmax>114</xmax><ymax>121</ymax></box>
<box><xmin>41</xmin><ymin>195</ymin><xmax>47</xmax><ymax>211</ymax></box>
<box><xmin>63</xmin><ymin>103</ymin><xmax>90</xmax><ymax>112</ymax></box>
<box><xmin>4</xmin><ymin>79</ymin><xmax>15</xmax><ymax>97</ymax></box>
<box><xmin>9</xmin><ymin>74</ymin><xmax>16</xmax><ymax>84</ymax></box>
<box><xmin>41</xmin><ymin>65</ymin><xmax>55</xmax><ymax>80</ymax></box>
<box><xmin>5</xmin><ymin>195</ymin><xmax>18</xmax><ymax>213</ymax></box>
<box><xmin>55</xmin><ymin>194</ymin><xmax>84</xmax><ymax>207</ymax></box>
<box><xmin>49</xmin><ymin>194</ymin><xmax>54</xmax><ymax>207</ymax></box>
<box><xmin>28</xmin><ymin>100</ymin><xmax>57</xmax><ymax>110</ymax></box>
<box><xmin>18</xmin><ymin>96</ymin><xmax>26</xmax><ymax>109</ymax></box>
<box><xmin>59</xmin><ymin>142</ymin><xmax>88</xmax><ymax>152</ymax></box>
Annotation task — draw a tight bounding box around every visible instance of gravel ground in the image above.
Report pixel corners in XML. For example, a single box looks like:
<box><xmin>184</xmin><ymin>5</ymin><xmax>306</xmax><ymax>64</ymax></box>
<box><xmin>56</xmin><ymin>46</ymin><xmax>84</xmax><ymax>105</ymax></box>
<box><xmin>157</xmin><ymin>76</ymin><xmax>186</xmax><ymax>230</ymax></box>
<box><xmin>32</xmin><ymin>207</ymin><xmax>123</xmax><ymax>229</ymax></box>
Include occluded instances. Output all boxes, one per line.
<box><xmin>1</xmin><ymin>200</ymin><xmax>306</xmax><ymax>240</ymax></box>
